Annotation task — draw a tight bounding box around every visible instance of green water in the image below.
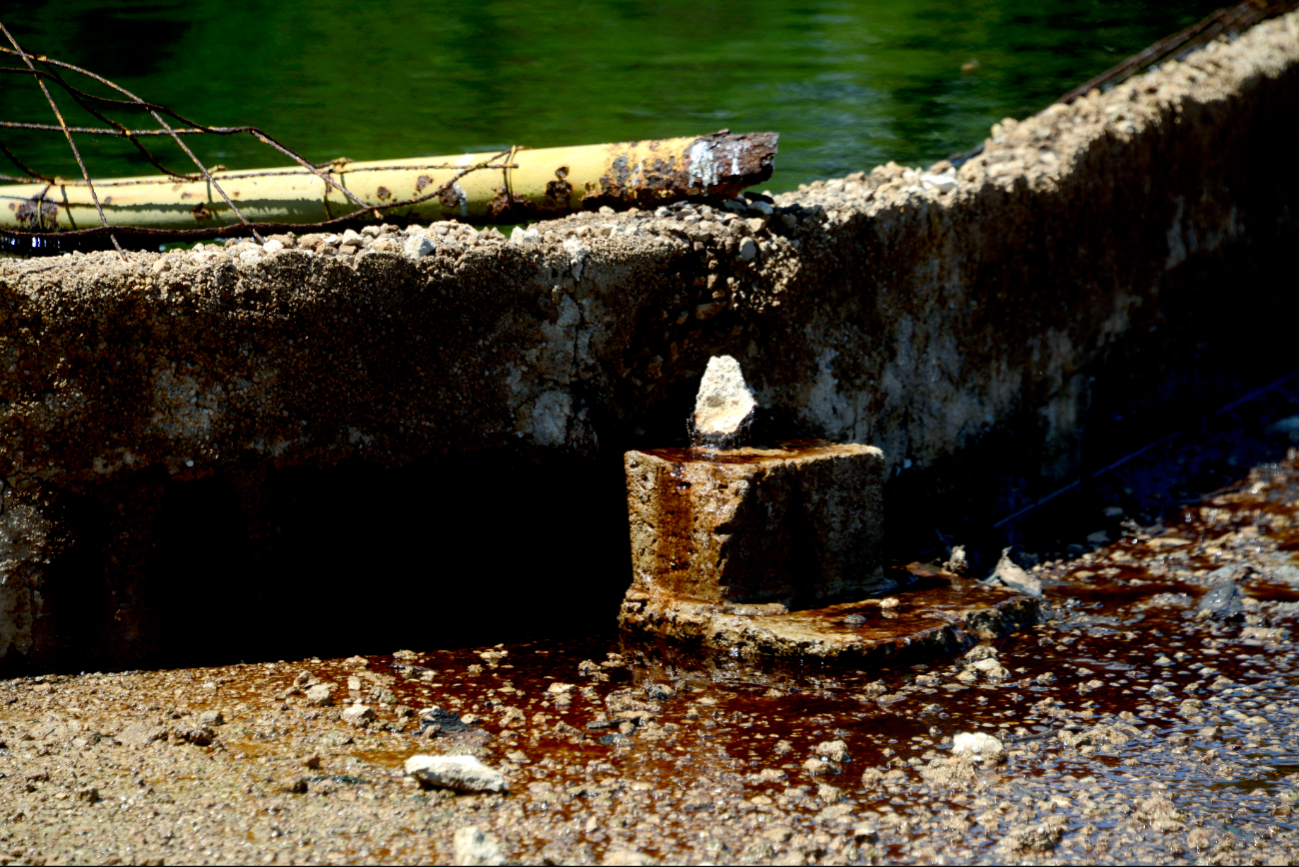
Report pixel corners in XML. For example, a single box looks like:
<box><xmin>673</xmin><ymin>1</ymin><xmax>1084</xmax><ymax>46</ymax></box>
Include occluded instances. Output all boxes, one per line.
<box><xmin>4</xmin><ymin>0</ymin><xmax>1222</xmax><ymax>194</ymax></box>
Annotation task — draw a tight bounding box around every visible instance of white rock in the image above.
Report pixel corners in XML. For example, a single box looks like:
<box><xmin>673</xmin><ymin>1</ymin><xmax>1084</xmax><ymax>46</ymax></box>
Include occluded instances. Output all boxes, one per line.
<box><xmin>339</xmin><ymin>228</ymin><xmax>364</xmax><ymax>247</ymax></box>
<box><xmin>921</xmin><ymin>173</ymin><xmax>958</xmax><ymax>192</ymax></box>
<box><xmin>405</xmin><ymin>754</ymin><xmax>508</xmax><ymax>793</ymax></box>
<box><xmin>341</xmin><ymin>704</ymin><xmax>374</xmax><ymax>727</ymax></box>
<box><xmin>452</xmin><ymin>826</ymin><xmax>504</xmax><ymax>866</ymax></box>
<box><xmin>238</xmin><ymin>249</ymin><xmax>261</xmax><ymax>266</ymax></box>
<box><xmin>738</xmin><ymin>237</ymin><xmax>758</xmax><ymax>261</ymax></box>
<box><xmin>562</xmin><ymin>236</ymin><xmax>587</xmax><ymax>281</ymax></box>
<box><xmin>404</xmin><ymin>235</ymin><xmax>436</xmax><ymax>258</ymax></box>
<box><xmin>509</xmin><ymin>226</ymin><xmax>539</xmax><ymax>244</ymax></box>
<box><xmin>972</xmin><ymin>658</ymin><xmax>1009</xmax><ymax>679</ymax></box>
<box><xmin>692</xmin><ymin>355</ymin><xmax>757</xmax><ymax>446</ymax></box>
<box><xmin>748</xmin><ymin>200</ymin><xmax>774</xmax><ymax>216</ymax></box>
<box><xmin>262</xmin><ymin>239</ymin><xmax>284</xmax><ymax>253</ymax></box>
<box><xmin>952</xmin><ymin>731</ymin><xmax>1005</xmax><ymax>758</ymax></box>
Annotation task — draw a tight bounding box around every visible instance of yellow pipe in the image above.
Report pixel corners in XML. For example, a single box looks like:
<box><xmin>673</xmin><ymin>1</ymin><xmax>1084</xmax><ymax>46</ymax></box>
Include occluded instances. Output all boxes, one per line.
<box><xmin>0</xmin><ymin>132</ymin><xmax>777</xmax><ymax>233</ymax></box>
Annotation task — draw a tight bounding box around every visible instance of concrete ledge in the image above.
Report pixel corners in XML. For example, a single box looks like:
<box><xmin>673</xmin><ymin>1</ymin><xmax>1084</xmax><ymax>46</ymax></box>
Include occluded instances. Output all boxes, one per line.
<box><xmin>1</xmin><ymin>12</ymin><xmax>1298</xmax><ymax>668</ymax></box>
<box><xmin>619</xmin><ymin>581</ymin><xmax>1041</xmax><ymax>663</ymax></box>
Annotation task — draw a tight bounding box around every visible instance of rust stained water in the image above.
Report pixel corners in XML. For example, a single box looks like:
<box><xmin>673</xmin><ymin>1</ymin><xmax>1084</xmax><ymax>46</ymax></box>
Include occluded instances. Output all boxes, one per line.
<box><xmin>16</xmin><ymin>459</ymin><xmax>1299</xmax><ymax>863</ymax></box>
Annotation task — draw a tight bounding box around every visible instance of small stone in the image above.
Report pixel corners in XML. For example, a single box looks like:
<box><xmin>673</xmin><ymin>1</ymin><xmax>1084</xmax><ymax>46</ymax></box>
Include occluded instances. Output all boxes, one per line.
<box><xmin>1008</xmin><ymin>818</ymin><xmax>1066</xmax><ymax>851</ymax></box>
<box><xmin>405</xmin><ymin>755</ymin><xmax>508</xmax><ymax>793</ymax></box>
<box><xmin>238</xmin><ymin>249</ymin><xmax>261</xmax><ymax>266</ymax></box>
<box><xmin>946</xmin><ymin>545</ymin><xmax>969</xmax><ymax>574</ymax></box>
<box><xmin>197</xmin><ymin>710</ymin><xmax>224</xmax><ymax>727</ymax></box>
<box><xmin>803</xmin><ymin>757</ymin><xmax>836</xmax><ymax>775</ymax></box>
<box><xmin>919</xmin><ymin>755</ymin><xmax>979</xmax><ymax>787</ymax></box>
<box><xmin>952</xmin><ymin>731</ymin><xmax>1006</xmax><ymax>763</ymax></box>
<box><xmin>1197</xmin><ymin>579</ymin><xmax>1244</xmax><ymax>621</ymax></box>
<box><xmin>972</xmin><ymin>658</ymin><xmax>1009</xmax><ymax>679</ymax></box>
<box><xmin>305</xmin><ymin>684</ymin><xmax>333</xmax><ymax>707</ymax></box>
<box><xmin>404</xmin><ymin>235</ymin><xmax>435</xmax><ymax>258</ymax></box>
<box><xmin>983</xmin><ymin>548</ymin><xmax>1042</xmax><ymax>596</ymax></box>
<box><xmin>509</xmin><ymin>226</ymin><xmax>539</xmax><ymax>244</ymax></box>
<box><xmin>852</xmin><ymin>824</ymin><xmax>879</xmax><ymax>843</ymax></box>
<box><xmin>816</xmin><ymin>783</ymin><xmax>845</xmax><ymax>803</ymax></box>
<box><xmin>453</xmin><ymin>826</ymin><xmax>505</xmax><ymax>866</ymax></box>
<box><xmin>694</xmin><ymin>301</ymin><xmax>725</xmax><ymax>320</ymax></box>
<box><xmin>844</xmin><ymin>614</ymin><xmax>867</xmax><ymax>626</ymax></box>
<box><xmin>920</xmin><ymin>173</ymin><xmax>958</xmax><ymax>192</ymax></box>
<box><xmin>419</xmin><ymin>706</ymin><xmax>468</xmax><ymax>735</ymax></box>
<box><xmin>74</xmin><ymin>786</ymin><xmax>99</xmax><ymax>804</ymax></box>
<box><xmin>339</xmin><ymin>229</ymin><xmax>364</xmax><ymax>247</ymax></box>
<box><xmin>341</xmin><ymin>704</ymin><xmax>375</xmax><ymax>727</ymax></box>
<box><xmin>262</xmin><ymin>239</ymin><xmax>285</xmax><ymax>253</ymax></box>
<box><xmin>691</xmin><ymin>355</ymin><xmax>757</xmax><ymax>447</ymax></box>
<box><xmin>738</xmin><ymin>237</ymin><xmax>758</xmax><ymax>261</ymax></box>
<box><xmin>283</xmin><ymin>777</ymin><xmax>308</xmax><ymax>794</ymax></box>
<box><xmin>547</xmin><ymin>682</ymin><xmax>575</xmax><ymax>695</ymax></box>
<box><xmin>814</xmin><ymin>740</ymin><xmax>851</xmax><ymax>762</ymax></box>
<box><xmin>645</xmin><ymin>683</ymin><xmax>676</xmax><ymax>701</ymax></box>
<box><xmin>301</xmin><ymin>754</ymin><xmax>321</xmax><ymax>770</ymax></box>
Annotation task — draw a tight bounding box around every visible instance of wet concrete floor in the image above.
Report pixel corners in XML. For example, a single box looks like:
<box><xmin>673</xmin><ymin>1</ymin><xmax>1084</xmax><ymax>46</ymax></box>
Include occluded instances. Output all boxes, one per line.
<box><xmin>7</xmin><ymin>392</ymin><xmax>1299</xmax><ymax>863</ymax></box>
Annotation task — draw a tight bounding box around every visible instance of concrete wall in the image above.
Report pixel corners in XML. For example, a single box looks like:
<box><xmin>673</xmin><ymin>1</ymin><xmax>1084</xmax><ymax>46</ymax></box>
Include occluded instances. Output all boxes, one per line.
<box><xmin>1</xmin><ymin>12</ymin><xmax>1297</xmax><ymax>670</ymax></box>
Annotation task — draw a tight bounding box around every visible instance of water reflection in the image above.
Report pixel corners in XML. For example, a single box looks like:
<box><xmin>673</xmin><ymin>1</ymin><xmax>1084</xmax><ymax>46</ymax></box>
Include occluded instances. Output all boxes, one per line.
<box><xmin>4</xmin><ymin>0</ymin><xmax>1221</xmax><ymax>190</ymax></box>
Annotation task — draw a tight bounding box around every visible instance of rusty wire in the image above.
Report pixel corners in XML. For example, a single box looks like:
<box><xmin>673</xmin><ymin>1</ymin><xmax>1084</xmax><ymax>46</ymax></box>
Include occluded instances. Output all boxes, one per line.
<box><xmin>0</xmin><ymin>24</ymin><xmax>519</xmax><ymax>255</ymax></box>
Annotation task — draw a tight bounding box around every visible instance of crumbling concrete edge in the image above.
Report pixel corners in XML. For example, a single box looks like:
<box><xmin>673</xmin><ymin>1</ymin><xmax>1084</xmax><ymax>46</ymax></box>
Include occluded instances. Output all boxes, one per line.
<box><xmin>618</xmin><ymin>590</ymin><xmax>1041</xmax><ymax>664</ymax></box>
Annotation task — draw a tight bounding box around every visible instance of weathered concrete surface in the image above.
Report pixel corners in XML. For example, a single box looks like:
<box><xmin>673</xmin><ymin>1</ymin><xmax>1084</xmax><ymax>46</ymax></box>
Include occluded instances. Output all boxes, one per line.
<box><xmin>1</xmin><ymin>12</ymin><xmax>1298</xmax><ymax>669</ymax></box>
<box><xmin>622</xmin><ymin>443</ymin><xmax>890</xmax><ymax>611</ymax></box>
<box><xmin>619</xmin><ymin>578</ymin><xmax>1040</xmax><ymax>662</ymax></box>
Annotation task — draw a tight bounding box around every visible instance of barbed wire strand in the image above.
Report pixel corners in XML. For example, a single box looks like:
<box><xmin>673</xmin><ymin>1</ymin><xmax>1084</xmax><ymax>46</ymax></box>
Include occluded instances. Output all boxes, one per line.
<box><xmin>0</xmin><ymin>24</ymin><xmax>123</xmax><ymax>256</ymax></box>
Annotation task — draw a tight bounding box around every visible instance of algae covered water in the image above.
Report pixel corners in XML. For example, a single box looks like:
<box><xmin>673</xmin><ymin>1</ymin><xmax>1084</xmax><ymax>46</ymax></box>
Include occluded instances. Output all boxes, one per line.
<box><xmin>5</xmin><ymin>0</ymin><xmax>1220</xmax><ymax>192</ymax></box>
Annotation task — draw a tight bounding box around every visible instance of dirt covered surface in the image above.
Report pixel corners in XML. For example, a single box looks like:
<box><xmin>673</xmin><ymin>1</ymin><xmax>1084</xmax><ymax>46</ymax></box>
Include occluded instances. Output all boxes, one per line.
<box><xmin>5</xmin><ymin>434</ymin><xmax>1299</xmax><ymax>865</ymax></box>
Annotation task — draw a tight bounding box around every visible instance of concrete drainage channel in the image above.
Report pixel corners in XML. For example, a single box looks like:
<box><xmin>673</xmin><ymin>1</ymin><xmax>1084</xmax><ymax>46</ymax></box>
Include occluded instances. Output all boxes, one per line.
<box><xmin>0</xmin><ymin>11</ymin><xmax>1298</xmax><ymax>673</ymax></box>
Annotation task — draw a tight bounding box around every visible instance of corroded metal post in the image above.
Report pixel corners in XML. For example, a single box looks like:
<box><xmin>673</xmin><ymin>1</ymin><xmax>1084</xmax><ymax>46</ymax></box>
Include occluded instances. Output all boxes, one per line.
<box><xmin>0</xmin><ymin>131</ymin><xmax>777</xmax><ymax>233</ymax></box>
